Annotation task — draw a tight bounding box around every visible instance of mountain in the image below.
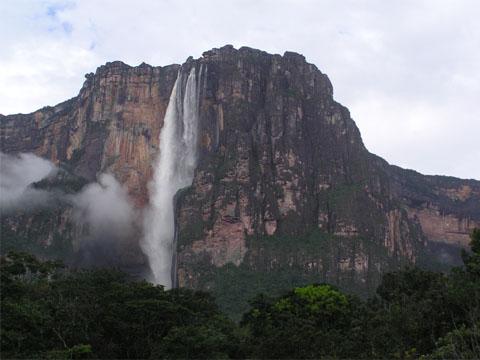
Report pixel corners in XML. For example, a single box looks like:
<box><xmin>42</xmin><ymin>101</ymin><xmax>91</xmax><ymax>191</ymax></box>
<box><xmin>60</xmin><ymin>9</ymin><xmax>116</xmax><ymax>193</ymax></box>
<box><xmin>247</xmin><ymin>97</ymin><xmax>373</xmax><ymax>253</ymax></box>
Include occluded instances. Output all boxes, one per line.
<box><xmin>1</xmin><ymin>45</ymin><xmax>479</xmax><ymax>315</ymax></box>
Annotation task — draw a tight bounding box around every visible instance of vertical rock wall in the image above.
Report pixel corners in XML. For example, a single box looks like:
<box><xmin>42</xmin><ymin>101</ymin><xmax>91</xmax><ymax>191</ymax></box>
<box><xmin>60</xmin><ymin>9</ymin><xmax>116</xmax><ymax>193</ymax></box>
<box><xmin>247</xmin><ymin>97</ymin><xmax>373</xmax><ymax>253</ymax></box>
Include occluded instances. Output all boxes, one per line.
<box><xmin>1</xmin><ymin>46</ymin><xmax>479</xmax><ymax>315</ymax></box>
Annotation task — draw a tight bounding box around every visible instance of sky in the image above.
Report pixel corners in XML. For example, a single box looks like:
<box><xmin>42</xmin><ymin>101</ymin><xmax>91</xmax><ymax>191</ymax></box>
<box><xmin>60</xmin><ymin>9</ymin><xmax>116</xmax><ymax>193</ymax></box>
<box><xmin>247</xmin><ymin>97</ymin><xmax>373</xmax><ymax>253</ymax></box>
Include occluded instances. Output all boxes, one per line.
<box><xmin>0</xmin><ymin>0</ymin><xmax>479</xmax><ymax>180</ymax></box>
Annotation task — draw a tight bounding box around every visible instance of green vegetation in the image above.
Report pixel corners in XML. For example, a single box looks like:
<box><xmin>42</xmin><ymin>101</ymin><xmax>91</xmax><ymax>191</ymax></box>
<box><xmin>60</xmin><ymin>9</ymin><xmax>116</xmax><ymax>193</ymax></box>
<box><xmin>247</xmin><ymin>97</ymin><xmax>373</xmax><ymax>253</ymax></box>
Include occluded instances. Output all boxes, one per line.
<box><xmin>0</xmin><ymin>253</ymin><xmax>243</xmax><ymax>359</ymax></box>
<box><xmin>1</xmin><ymin>229</ymin><xmax>479</xmax><ymax>359</ymax></box>
<box><xmin>33</xmin><ymin>167</ymin><xmax>89</xmax><ymax>194</ymax></box>
<box><xmin>1</xmin><ymin>209</ymin><xmax>75</xmax><ymax>261</ymax></box>
<box><xmin>194</xmin><ymin>230</ymin><xmax>394</xmax><ymax>319</ymax></box>
<box><xmin>241</xmin><ymin>229</ymin><xmax>480</xmax><ymax>359</ymax></box>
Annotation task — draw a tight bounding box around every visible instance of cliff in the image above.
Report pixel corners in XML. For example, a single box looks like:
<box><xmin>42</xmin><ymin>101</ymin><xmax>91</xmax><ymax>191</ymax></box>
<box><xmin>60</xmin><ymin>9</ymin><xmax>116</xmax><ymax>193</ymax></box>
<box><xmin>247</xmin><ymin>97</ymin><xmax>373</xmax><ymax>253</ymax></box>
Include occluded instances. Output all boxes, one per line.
<box><xmin>1</xmin><ymin>45</ymin><xmax>479</xmax><ymax>315</ymax></box>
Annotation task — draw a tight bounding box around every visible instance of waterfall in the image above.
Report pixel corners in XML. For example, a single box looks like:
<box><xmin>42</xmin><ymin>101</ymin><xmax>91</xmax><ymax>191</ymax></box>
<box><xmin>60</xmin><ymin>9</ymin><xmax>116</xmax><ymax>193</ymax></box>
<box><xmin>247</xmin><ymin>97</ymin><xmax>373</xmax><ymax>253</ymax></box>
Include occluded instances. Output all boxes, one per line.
<box><xmin>142</xmin><ymin>66</ymin><xmax>201</xmax><ymax>288</ymax></box>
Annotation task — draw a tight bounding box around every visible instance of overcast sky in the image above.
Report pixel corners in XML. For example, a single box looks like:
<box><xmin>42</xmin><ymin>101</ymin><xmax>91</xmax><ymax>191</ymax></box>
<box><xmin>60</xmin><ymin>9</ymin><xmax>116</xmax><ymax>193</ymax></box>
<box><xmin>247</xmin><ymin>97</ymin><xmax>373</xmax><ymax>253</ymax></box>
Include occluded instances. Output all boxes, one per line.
<box><xmin>0</xmin><ymin>0</ymin><xmax>478</xmax><ymax>179</ymax></box>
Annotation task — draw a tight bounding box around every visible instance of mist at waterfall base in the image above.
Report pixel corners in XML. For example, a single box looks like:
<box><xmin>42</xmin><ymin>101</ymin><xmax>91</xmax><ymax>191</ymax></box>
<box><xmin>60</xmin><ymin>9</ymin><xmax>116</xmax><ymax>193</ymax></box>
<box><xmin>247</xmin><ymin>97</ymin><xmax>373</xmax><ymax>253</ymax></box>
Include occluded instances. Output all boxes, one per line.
<box><xmin>142</xmin><ymin>66</ymin><xmax>202</xmax><ymax>288</ymax></box>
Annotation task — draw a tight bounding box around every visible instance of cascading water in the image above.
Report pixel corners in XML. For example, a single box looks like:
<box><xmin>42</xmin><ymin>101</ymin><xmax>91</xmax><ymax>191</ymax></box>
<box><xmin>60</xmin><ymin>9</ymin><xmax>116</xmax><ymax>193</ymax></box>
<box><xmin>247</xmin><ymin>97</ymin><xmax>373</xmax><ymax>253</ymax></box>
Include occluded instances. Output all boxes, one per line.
<box><xmin>142</xmin><ymin>66</ymin><xmax>202</xmax><ymax>288</ymax></box>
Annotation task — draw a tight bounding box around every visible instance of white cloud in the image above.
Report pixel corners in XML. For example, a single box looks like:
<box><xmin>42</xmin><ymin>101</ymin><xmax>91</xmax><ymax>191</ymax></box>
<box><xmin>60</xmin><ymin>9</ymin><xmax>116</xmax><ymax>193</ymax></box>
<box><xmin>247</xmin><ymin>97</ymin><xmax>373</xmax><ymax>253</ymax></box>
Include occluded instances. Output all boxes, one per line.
<box><xmin>69</xmin><ymin>173</ymin><xmax>139</xmax><ymax>267</ymax></box>
<box><xmin>0</xmin><ymin>151</ymin><xmax>137</xmax><ymax>249</ymax></box>
<box><xmin>71</xmin><ymin>173</ymin><xmax>136</xmax><ymax>238</ymax></box>
<box><xmin>350</xmin><ymin>93</ymin><xmax>480</xmax><ymax>178</ymax></box>
<box><xmin>0</xmin><ymin>40</ymin><xmax>99</xmax><ymax>114</ymax></box>
<box><xmin>0</xmin><ymin>152</ymin><xmax>57</xmax><ymax>211</ymax></box>
<box><xmin>0</xmin><ymin>0</ymin><xmax>478</xmax><ymax>179</ymax></box>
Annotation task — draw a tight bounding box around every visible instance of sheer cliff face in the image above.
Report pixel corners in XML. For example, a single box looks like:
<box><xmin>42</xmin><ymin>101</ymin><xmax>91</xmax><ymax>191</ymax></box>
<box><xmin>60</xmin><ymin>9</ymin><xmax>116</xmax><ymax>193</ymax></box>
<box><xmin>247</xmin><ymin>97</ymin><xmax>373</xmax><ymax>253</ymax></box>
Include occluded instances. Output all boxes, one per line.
<box><xmin>1</xmin><ymin>46</ymin><xmax>479</xmax><ymax>303</ymax></box>
<box><xmin>1</xmin><ymin>61</ymin><xmax>179</xmax><ymax>207</ymax></box>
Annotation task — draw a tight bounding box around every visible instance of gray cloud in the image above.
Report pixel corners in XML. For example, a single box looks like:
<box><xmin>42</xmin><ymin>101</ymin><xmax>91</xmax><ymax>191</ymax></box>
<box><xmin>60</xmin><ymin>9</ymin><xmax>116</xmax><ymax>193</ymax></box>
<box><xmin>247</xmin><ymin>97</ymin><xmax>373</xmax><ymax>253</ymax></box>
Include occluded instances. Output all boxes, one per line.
<box><xmin>0</xmin><ymin>152</ymin><xmax>57</xmax><ymax>212</ymax></box>
<box><xmin>0</xmin><ymin>0</ymin><xmax>478</xmax><ymax>179</ymax></box>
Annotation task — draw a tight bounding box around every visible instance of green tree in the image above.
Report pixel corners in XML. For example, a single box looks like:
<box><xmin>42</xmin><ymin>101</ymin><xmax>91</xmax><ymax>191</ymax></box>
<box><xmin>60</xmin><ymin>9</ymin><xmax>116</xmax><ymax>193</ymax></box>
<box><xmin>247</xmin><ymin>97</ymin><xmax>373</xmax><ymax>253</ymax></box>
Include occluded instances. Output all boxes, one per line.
<box><xmin>242</xmin><ymin>284</ymin><xmax>365</xmax><ymax>359</ymax></box>
<box><xmin>373</xmin><ymin>268</ymin><xmax>458</xmax><ymax>357</ymax></box>
<box><xmin>0</xmin><ymin>252</ymin><xmax>243</xmax><ymax>359</ymax></box>
<box><xmin>427</xmin><ymin>228</ymin><xmax>480</xmax><ymax>359</ymax></box>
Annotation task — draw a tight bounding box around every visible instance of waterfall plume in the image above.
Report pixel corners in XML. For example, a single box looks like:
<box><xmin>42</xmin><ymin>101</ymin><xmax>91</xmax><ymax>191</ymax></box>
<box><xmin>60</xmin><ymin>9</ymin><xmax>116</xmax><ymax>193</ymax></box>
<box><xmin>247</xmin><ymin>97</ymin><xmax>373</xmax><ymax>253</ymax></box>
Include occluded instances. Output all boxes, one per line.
<box><xmin>142</xmin><ymin>66</ymin><xmax>202</xmax><ymax>288</ymax></box>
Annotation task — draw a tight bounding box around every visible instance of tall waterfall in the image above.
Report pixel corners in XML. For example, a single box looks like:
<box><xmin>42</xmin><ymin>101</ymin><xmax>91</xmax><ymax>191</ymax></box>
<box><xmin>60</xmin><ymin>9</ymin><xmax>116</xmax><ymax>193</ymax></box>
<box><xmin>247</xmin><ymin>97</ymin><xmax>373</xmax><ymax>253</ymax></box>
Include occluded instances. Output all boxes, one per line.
<box><xmin>142</xmin><ymin>66</ymin><xmax>201</xmax><ymax>288</ymax></box>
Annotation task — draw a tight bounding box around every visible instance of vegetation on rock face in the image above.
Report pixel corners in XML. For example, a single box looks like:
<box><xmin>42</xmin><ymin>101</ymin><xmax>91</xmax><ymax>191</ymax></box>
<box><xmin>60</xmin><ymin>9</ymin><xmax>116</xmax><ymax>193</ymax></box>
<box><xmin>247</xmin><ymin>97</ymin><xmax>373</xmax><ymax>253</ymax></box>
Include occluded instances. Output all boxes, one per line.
<box><xmin>191</xmin><ymin>230</ymin><xmax>397</xmax><ymax>319</ymax></box>
<box><xmin>1</xmin><ymin>229</ymin><xmax>479</xmax><ymax>359</ymax></box>
<box><xmin>1</xmin><ymin>208</ymin><xmax>75</xmax><ymax>261</ymax></box>
<box><xmin>241</xmin><ymin>229</ymin><xmax>480</xmax><ymax>359</ymax></box>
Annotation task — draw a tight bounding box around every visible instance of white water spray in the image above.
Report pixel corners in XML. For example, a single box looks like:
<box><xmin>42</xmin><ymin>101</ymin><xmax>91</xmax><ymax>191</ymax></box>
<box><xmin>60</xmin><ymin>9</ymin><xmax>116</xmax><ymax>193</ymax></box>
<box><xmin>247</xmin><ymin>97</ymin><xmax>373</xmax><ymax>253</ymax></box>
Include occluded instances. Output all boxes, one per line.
<box><xmin>142</xmin><ymin>67</ymin><xmax>202</xmax><ymax>288</ymax></box>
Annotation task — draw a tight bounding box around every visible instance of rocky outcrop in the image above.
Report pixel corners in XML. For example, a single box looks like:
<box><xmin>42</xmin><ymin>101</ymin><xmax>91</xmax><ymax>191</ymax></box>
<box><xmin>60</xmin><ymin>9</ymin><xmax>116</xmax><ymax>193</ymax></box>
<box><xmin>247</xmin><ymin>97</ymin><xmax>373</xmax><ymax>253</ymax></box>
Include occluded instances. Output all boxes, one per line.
<box><xmin>1</xmin><ymin>62</ymin><xmax>178</xmax><ymax>272</ymax></box>
<box><xmin>387</xmin><ymin>166</ymin><xmax>480</xmax><ymax>247</ymax></box>
<box><xmin>1</xmin><ymin>45</ymin><xmax>479</xmax><ymax>315</ymax></box>
<box><xmin>1</xmin><ymin>61</ymin><xmax>179</xmax><ymax>207</ymax></box>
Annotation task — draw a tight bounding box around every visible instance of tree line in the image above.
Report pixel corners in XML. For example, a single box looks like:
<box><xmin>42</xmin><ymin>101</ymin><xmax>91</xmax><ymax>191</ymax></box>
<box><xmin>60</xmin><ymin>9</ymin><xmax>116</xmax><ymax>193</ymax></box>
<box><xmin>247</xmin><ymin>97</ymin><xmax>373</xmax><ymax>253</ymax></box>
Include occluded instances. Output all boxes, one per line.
<box><xmin>1</xmin><ymin>229</ymin><xmax>479</xmax><ymax>359</ymax></box>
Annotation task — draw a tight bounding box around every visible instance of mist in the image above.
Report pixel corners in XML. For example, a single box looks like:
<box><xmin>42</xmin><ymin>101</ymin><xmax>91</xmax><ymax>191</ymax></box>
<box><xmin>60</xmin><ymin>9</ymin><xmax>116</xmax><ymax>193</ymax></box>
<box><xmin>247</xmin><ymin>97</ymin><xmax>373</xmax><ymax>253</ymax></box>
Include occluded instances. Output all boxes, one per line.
<box><xmin>0</xmin><ymin>152</ymin><xmax>57</xmax><ymax>212</ymax></box>
<box><xmin>70</xmin><ymin>173</ymin><xmax>138</xmax><ymax>268</ymax></box>
<box><xmin>1</xmin><ymin>152</ymin><xmax>140</xmax><ymax>268</ymax></box>
<box><xmin>72</xmin><ymin>173</ymin><xmax>135</xmax><ymax>238</ymax></box>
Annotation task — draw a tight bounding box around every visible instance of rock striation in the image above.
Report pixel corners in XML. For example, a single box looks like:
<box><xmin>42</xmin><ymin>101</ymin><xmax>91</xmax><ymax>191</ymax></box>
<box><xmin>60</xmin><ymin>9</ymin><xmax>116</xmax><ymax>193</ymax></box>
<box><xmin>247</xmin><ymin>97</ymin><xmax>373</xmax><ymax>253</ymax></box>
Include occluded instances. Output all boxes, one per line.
<box><xmin>1</xmin><ymin>45</ymin><xmax>479</xmax><ymax>314</ymax></box>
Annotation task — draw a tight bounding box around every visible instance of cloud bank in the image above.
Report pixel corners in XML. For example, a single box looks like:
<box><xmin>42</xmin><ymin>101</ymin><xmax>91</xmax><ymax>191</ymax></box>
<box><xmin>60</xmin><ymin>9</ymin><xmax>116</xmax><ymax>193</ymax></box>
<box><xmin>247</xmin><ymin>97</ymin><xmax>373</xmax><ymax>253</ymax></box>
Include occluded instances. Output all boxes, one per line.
<box><xmin>70</xmin><ymin>173</ymin><xmax>138</xmax><ymax>267</ymax></box>
<box><xmin>72</xmin><ymin>173</ymin><xmax>135</xmax><ymax>242</ymax></box>
<box><xmin>0</xmin><ymin>152</ymin><xmax>57</xmax><ymax>212</ymax></box>
<box><xmin>1</xmin><ymin>152</ymin><xmax>138</xmax><ymax>266</ymax></box>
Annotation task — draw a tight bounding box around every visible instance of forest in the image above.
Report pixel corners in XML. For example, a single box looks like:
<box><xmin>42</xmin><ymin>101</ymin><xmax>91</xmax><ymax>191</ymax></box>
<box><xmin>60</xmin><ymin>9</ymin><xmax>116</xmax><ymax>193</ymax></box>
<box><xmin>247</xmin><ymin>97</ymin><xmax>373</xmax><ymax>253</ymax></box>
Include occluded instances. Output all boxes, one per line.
<box><xmin>1</xmin><ymin>229</ymin><xmax>479</xmax><ymax>359</ymax></box>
